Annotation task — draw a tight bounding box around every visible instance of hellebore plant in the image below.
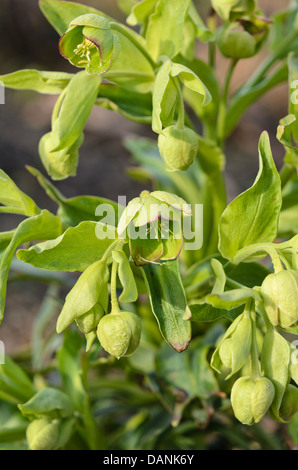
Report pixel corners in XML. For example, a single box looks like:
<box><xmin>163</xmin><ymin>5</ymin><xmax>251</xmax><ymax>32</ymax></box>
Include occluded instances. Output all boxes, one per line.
<box><xmin>0</xmin><ymin>0</ymin><xmax>298</xmax><ymax>451</ymax></box>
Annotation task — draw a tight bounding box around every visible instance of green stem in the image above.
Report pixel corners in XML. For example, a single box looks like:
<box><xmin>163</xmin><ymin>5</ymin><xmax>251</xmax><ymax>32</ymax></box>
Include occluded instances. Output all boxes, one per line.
<box><xmin>250</xmin><ymin>307</ymin><xmax>261</xmax><ymax>379</ymax></box>
<box><xmin>217</xmin><ymin>59</ymin><xmax>238</xmax><ymax>146</ymax></box>
<box><xmin>110</xmin><ymin>260</ymin><xmax>120</xmax><ymax>313</ymax></box>
<box><xmin>173</xmin><ymin>76</ymin><xmax>185</xmax><ymax>129</ymax></box>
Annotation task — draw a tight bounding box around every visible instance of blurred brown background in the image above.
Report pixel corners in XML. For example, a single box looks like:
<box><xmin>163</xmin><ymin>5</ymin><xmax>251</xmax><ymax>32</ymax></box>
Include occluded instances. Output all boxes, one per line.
<box><xmin>0</xmin><ymin>0</ymin><xmax>290</xmax><ymax>353</ymax></box>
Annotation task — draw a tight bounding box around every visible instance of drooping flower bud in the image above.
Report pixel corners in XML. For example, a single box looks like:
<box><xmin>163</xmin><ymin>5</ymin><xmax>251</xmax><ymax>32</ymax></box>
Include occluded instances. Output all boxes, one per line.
<box><xmin>75</xmin><ymin>303</ymin><xmax>105</xmax><ymax>334</ymax></box>
<box><xmin>231</xmin><ymin>376</ymin><xmax>275</xmax><ymax>425</ymax></box>
<box><xmin>26</xmin><ymin>418</ymin><xmax>60</xmax><ymax>451</ymax></box>
<box><xmin>261</xmin><ymin>270</ymin><xmax>298</xmax><ymax>330</ymax></box>
<box><xmin>39</xmin><ymin>131</ymin><xmax>84</xmax><ymax>181</ymax></box>
<box><xmin>216</xmin><ymin>22</ymin><xmax>257</xmax><ymax>59</ymax></box>
<box><xmin>97</xmin><ymin>311</ymin><xmax>141</xmax><ymax>358</ymax></box>
<box><xmin>211</xmin><ymin>311</ymin><xmax>252</xmax><ymax>378</ymax></box>
<box><xmin>59</xmin><ymin>14</ymin><xmax>120</xmax><ymax>75</ymax></box>
<box><xmin>279</xmin><ymin>384</ymin><xmax>298</xmax><ymax>421</ymax></box>
<box><xmin>158</xmin><ymin>125</ymin><xmax>199</xmax><ymax>172</ymax></box>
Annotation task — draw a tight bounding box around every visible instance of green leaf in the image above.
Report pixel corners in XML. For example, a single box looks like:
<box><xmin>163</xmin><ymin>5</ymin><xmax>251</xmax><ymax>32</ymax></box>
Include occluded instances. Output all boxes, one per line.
<box><xmin>181</xmin><ymin>56</ymin><xmax>220</xmax><ymax>127</ymax></box>
<box><xmin>226</xmin><ymin>261</ymin><xmax>271</xmax><ymax>288</ymax></box>
<box><xmin>96</xmin><ymin>83</ymin><xmax>152</xmax><ymax>124</ymax></box>
<box><xmin>56</xmin><ymin>259</ymin><xmax>109</xmax><ymax>333</ymax></box>
<box><xmin>0</xmin><ymin>210</ymin><xmax>62</xmax><ymax>322</ymax></box>
<box><xmin>52</xmin><ymin>71</ymin><xmax>101</xmax><ymax>152</ymax></box>
<box><xmin>189</xmin><ymin>303</ymin><xmax>224</xmax><ymax>322</ymax></box>
<box><xmin>39</xmin><ymin>0</ymin><xmax>108</xmax><ymax>35</ymax></box>
<box><xmin>18</xmin><ymin>388</ymin><xmax>74</xmax><ymax>420</ymax></box>
<box><xmin>0</xmin><ymin>357</ymin><xmax>36</xmax><ymax>404</ymax></box>
<box><xmin>0</xmin><ymin>69</ymin><xmax>73</xmax><ymax>94</ymax></box>
<box><xmin>219</xmin><ymin>132</ymin><xmax>282</xmax><ymax>261</ymax></box>
<box><xmin>152</xmin><ymin>59</ymin><xmax>211</xmax><ymax>133</ymax></box>
<box><xmin>17</xmin><ymin>221</ymin><xmax>117</xmax><ymax>272</ymax></box>
<box><xmin>0</xmin><ymin>169</ymin><xmax>40</xmax><ymax>216</ymax></box>
<box><xmin>261</xmin><ymin>327</ymin><xmax>291</xmax><ymax>422</ymax></box>
<box><xmin>57</xmin><ymin>330</ymin><xmax>86</xmax><ymax>413</ymax></box>
<box><xmin>142</xmin><ymin>259</ymin><xmax>191</xmax><ymax>352</ymax></box>
<box><xmin>146</xmin><ymin>0</ymin><xmax>192</xmax><ymax>61</ymax></box>
<box><xmin>112</xmin><ymin>250</ymin><xmax>138</xmax><ymax>303</ymax></box>
<box><xmin>188</xmin><ymin>3</ymin><xmax>213</xmax><ymax>43</ymax></box>
<box><xmin>210</xmin><ymin>258</ymin><xmax>226</xmax><ymax>294</ymax></box>
<box><xmin>206</xmin><ymin>288</ymin><xmax>260</xmax><ymax>310</ymax></box>
<box><xmin>106</xmin><ymin>24</ymin><xmax>155</xmax><ymax>94</ymax></box>
<box><xmin>270</xmin><ymin>6</ymin><xmax>298</xmax><ymax>59</ymax></box>
<box><xmin>156</xmin><ymin>340</ymin><xmax>218</xmax><ymax>402</ymax></box>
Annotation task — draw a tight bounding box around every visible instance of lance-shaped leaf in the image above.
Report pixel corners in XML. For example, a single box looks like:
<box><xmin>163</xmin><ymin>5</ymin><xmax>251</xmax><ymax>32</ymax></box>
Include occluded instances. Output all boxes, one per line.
<box><xmin>56</xmin><ymin>259</ymin><xmax>109</xmax><ymax>334</ymax></box>
<box><xmin>0</xmin><ymin>357</ymin><xmax>36</xmax><ymax>404</ymax></box>
<box><xmin>18</xmin><ymin>388</ymin><xmax>74</xmax><ymax>420</ymax></box>
<box><xmin>0</xmin><ymin>70</ymin><xmax>73</xmax><ymax>94</ymax></box>
<box><xmin>51</xmin><ymin>71</ymin><xmax>101</xmax><ymax>152</ymax></box>
<box><xmin>112</xmin><ymin>250</ymin><xmax>138</xmax><ymax>303</ymax></box>
<box><xmin>0</xmin><ymin>169</ymin><xmax>40</xmax><ymax>216</ymax></box>
<box><xmin>261</xmin><ymin>327</ymin><xmax>291</xmax><ymax>422</ymax></box>
<box><xmin>39</xmin><ymin>71</ymin><xmax>101</xmax><ymax>179</ymax></box>
<box><xmin>96</xmin><ymin>83</ymin><xmax>152</xmax><ymax>124</ymax></box>
<box><xmin>146</xmin><ymin>0</ymin><xmax>192</xmax><ymax>61</ymax></box>
<box><xmin>142</xmin><ymin>259</ymin><xmax>191</xmax><ymax>352</ymax></box>
<box><xmin>219</xmin><ymin>132</ymin><xmax>282</xmax><ymax>261</ymax></box>
<box><xmin>206</xmin><ymin>288</ymin><xmax>261</xmax><ymax>310</ymax></box>
<box><xmin>152</xmin><ymin>59</ymin><xmax>211</xmax><ymax>133</ymax></box>
<box><xmin>0</xmin><ymin>210</ymin><xmax>62</xmax><ymax>323</ymax></box>
<box><xmin>17</xmin><ymin>221</ymin><xmax>117</xmax><ymax>273</ymax></box>
<box><xmin>211</xmin><ymin>310</ymin><xmax>252</xmax><ymax>378</ymax></box>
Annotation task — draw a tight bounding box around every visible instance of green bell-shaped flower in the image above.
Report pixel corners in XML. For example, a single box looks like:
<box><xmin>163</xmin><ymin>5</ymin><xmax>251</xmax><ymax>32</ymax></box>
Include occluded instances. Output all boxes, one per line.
<box><xmin>211</xmin><ymin>0</ymin><xmax>257</xmax><ymax>21</ymax></box>
<box><xmin>216</xmin><ymin>22</ymin><xmax>257</xmax><ymax>59</ymax></box>
<box><xmin>261</xmin><ymin>270</ymin><xmax>298</xmax><ymax>329</ymax></box>
<box><xmin>158</xmin><ymin>124</ymin><xmax>199</xmax><ymax>172</ymax></box>
<box><xmin>39</xmin><ymin>131</ymin><xmax>84</xmax><ymax>181</ymax></box>
<box><xmin>97</xmin><ymin>311</ymin><xmax>141</xmax><ymax>358</ymax></box>
<box><xmin>75</xmin><ymin>303</ymin><xmax>105</xmax><ymax>334</ymax></box>
<box><xmin>279</xmin><ymin>384</ymin><xmax>298</xmax><ymax>421</ymax></box>
<box><xmin>26</xmin><ymin>418</ymin><xmax>60</xmax><ymax>451</ymax></box>
<box><xmin>117</xmin><ymin>190</ymin><xmax>191</xmax><ymax>266</ymax></box>
<box><xmin>59</xmin><ymin>14</ymin><xmax>120</xmax><ymax>75</ymax></box>
<box><xmin>211</xmin><ymin>311</ymin><xmax>252</xmax><ymax>379</ymax></box>
<box><xmin>231</xmin><ymin>376</ymin><xmax>275</xmax><ymax>425</ymax></box>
